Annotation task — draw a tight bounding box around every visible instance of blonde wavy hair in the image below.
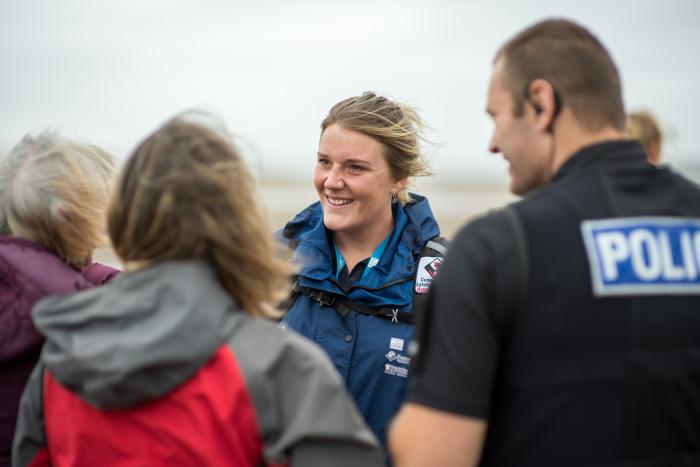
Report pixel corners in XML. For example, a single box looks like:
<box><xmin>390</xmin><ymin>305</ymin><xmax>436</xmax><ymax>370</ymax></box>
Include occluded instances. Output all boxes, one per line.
<box><xmin>108</xmin><ymin>114</ymin><xmax>294</xmax><ymax>319</ymax></box>
<box><xmin>0</xmin><ymin>131</ymin><xmax>116</xmax><ymax>267</ymax></box>
<box><xmin>321</xmin><ymin>91</ymin><xmax>431</xmax><ymax>204</ymax></box>
<box><xmin>626</xmin><ymin>110</ymin><xmax>663</xmax><ymax>165</ymax></box>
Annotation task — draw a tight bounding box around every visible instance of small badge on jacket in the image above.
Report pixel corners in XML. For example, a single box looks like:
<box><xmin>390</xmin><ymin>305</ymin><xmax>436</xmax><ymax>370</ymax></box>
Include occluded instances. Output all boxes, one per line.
<box><xmin>415</xmin><ymin>256</ymin><xmax>443</xmax><ymax>293</ymax></box>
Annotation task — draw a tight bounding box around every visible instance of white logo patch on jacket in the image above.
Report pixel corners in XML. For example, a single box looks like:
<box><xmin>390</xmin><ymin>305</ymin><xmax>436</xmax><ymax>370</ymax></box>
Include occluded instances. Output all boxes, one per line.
<box><xmin>415</xmin><ymin>256</ymin><xmax>443</xmax><ymax>294</ymax></box>
<box><xmin>389</xmin><ymin>337</ymin><xmax>404</xmax><ymax>351</ymax></box>
<box><xmin>385</xmin><ymin>351</ymin><xmax>411</xmax><ymax>365</ymax></box>
<box><xmin>384</xmin><ymin>364</ymin><xmax>408</xmax><ymax>378</ymax></box>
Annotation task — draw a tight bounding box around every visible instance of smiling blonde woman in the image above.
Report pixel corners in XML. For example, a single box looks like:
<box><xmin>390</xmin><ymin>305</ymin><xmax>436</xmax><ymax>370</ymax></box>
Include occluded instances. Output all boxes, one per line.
<box><xmin>279</xmin><ymin>92</ymin><xmax>446</xmax><ymax>449</ymax></box>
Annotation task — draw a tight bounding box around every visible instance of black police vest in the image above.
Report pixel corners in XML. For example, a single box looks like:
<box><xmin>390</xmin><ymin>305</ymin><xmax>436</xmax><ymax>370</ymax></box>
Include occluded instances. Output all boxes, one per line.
<box><xmin>480</xmin><ymin>141</ymin><xmax>700</xmax><ymax>467</ymax></box>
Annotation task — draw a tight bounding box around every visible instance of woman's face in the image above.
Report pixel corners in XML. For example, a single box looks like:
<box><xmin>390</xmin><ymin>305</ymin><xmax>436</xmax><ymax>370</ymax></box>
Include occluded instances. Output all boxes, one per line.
<box><xmin>314</xmin><ymin>124</ymin><xmax>404</xmax><ymax>237</ymax></box>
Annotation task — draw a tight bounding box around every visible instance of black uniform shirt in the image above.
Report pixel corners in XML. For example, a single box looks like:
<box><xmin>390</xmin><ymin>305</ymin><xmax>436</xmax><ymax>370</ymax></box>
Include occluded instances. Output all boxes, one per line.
<box><xmin>407</xmin><ymin>140</ymin><xmax>700</xmax><ymax>466</ymax></box>
<box><xmin>407</xmin><ymin>208</ymin><xmax>520</xmax><ymax>418</ymax></box>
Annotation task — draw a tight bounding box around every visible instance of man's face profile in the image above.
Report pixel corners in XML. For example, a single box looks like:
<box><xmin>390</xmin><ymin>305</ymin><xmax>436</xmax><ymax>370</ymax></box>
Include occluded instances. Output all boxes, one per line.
<box><xmin>486</xmin><ymin>59</ymin><xmax>551</xmax><ymax>195</ymax></box>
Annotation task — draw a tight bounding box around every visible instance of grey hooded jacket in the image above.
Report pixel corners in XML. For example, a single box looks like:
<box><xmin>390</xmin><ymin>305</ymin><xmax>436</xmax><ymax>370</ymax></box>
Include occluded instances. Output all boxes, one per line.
<box><xmin>12</xmin><ymin>261</ymin><xmax>384</xmax><ymax>467</ymax></box>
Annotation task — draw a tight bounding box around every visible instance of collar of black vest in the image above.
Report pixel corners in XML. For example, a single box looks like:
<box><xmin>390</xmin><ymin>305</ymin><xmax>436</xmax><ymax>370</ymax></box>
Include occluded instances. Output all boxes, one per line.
<box><xmin>552</xmin><ymin>139</ymin><xmax>648</xmax><ymax>183</ymax></box>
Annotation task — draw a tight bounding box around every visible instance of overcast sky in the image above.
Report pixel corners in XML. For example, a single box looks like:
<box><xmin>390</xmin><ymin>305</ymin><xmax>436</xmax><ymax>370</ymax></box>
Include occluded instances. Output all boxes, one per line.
<box><xmin>1</xmin><ymin>0</ymin><xmax>698</xmax><ymax>184</ymax></box>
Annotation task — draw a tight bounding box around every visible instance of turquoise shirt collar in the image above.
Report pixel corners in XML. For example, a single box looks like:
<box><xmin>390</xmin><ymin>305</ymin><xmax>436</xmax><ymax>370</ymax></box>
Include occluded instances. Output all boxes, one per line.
<box><xmin>334</xmin><ymin>232</ymin><xmax>391</xmax><ymax>279</ymax></box>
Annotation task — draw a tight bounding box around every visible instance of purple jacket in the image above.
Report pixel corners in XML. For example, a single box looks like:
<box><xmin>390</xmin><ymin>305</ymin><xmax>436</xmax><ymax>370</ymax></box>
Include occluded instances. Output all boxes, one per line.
<box><xmin>0</xmin><ymin>236</ymin><xmax>119</xmax><ymax>467</ymax></box>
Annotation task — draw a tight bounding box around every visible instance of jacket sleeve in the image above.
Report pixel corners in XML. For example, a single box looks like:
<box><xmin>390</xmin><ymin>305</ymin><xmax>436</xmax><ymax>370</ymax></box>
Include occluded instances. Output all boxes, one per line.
<box><xmin>228</xmin><ymin>321</ymin><xmax>385</xmax><ymax>467</ymax></box>
<box><xmin>12</xmin><ymin>364</ymin><xmax>50</xmax><ymax>467</ymax></box>
<box><xmin>407</xmin><ymin>209</ymin><xmax>523</xmax><ymax>419</ymax></box>
<box><xmin>80</xmin><ymin>262</ymin><xmax>120</xmax><ymax>286</ymax></box>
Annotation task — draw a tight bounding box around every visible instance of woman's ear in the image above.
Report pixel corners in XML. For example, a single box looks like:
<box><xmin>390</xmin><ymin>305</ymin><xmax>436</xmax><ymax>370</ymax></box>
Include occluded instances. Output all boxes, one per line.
<box><xmin>393</xmin><ymin>178</ymin><xmax>408</xmax><ymax>194</ymax></box>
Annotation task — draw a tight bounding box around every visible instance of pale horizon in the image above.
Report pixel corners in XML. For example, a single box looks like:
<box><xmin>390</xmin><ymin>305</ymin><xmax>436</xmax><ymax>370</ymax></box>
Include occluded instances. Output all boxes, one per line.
<box><xmin>2</xmin><ymin>0</ymin><xmax>699</xmax><ymax>187</ymax></box>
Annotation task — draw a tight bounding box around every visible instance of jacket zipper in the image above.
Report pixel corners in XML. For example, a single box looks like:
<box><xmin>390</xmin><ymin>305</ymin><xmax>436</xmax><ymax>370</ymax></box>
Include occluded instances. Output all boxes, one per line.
<box><xmin>335</xmin><ymin>274</ymin><xmax>413</xmax><ymax>295</ymax></box>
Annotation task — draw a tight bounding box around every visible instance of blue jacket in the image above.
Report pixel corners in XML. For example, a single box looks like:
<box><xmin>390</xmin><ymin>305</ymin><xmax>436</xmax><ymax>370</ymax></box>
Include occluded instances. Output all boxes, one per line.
<box><xmin>280</xmin><ymin>195</ymin><xmax>440</xmax><ymax>445</ymax></box>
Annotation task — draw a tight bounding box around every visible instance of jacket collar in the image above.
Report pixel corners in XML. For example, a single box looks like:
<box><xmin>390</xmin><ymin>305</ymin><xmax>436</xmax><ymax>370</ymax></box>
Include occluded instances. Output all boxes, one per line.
<box><xmin>282</xmin><ymin>194</ymin><xmax>440</xmax><ymax>287</ymax></box>
<box><xmin>0</xmin><ymin>235</ymin><xmax>65</xmax><ymax>258</ymax></box>
<box><xmin>552</xmin><ymin>139</ymin><xmax>648</xmax><ymax>183</ymax></box>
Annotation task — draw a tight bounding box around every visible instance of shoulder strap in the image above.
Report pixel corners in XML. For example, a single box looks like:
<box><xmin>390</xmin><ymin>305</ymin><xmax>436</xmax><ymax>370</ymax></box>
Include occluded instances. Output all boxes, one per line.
<box><xmin>423</xmin><ymin>237</ymin><xmax>449</xmax><ymax>256</ymax></box>
<box><xmin>291</xmin><ymin>282</ymin><xmax>416</xmax><ymax>324</ymax></box>
<box><xmin>282</xmin><ymin>236</ymin><xmax>450</xmax><ymax>324</ymax></box>
<box><xmin>411</xmin><ymin>235</ymin><xmax>449</xmax><ymax>314</ymax></box>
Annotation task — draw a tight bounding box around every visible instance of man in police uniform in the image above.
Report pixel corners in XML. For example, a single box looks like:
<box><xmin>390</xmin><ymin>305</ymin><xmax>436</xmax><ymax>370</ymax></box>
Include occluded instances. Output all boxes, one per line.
<box><xmin>389</xmin><ymin>18</ymin><xmax>700</xmax><ymax>467</ymax></box>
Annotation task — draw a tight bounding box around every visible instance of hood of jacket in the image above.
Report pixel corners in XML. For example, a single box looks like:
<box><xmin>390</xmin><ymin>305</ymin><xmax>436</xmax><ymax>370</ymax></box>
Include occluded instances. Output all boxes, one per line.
<box><xmin>32</xmin><ymin>260</ymin><xmax>239</xmax><ymax>409</ymax></box>
<box><xmin>279</xmin><ymin>194</ymin><xmax>440</xmax><ymax>303</ymax></box>
<box><xmin>0</xmin><ymin>236</ymin><xmax>94</xmax><ymax>363</ymax></box>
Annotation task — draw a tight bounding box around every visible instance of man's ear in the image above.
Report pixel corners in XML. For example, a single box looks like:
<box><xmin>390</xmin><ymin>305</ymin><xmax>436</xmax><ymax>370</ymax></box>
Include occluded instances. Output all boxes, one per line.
<box><xmin>527</xmin><ymin>79</ymin><xmax>558</xmax><ymax>132</ymax></box>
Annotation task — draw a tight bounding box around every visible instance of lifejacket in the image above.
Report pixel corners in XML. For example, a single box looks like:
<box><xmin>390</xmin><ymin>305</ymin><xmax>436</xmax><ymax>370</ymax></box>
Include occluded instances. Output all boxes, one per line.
<box><xmin>284</xmin><ymin>236</ymin><xmax>449</xmax><ymax>324</ymax></box>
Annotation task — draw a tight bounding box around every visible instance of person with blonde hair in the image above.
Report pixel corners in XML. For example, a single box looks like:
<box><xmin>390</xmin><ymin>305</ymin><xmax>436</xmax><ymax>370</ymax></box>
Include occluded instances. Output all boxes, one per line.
<box><xmin>626</xmin><ymin>110</ymin><xmax>663</xmax><ymax>164</ymax></box>
<box><xmin>279</xmin><ymin>92</ymin><xmax>446</xmax><ymax>449</ymax></box>
<box><xmin>0</xmin><ymin>132</ymin><xmax>119</xmax><ymax>467</ymax></box>
<box><xmin>12</xmin><ymin>115</ymin><xmax>384</xmax><ymax>467</ymax></box>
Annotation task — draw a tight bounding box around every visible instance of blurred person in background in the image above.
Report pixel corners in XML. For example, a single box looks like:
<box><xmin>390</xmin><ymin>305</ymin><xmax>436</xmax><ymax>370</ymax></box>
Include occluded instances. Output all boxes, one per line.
<box><xmin>279</xmin><ymin>91</ymin><xmax>447</xmax><ymax>449</ymax></box>
<box><xmin>0</xmin><ymin>132</ymin><xmax>118</xmax><ymax>467</ymax></box>
<box><xmin>626</xmin><ymin>110</ymin><xmax>663</xmax><ymax>165</ymax></box>
<box><xmin>12</xmin><ymin>115</ymin><xmax>384</xmax><ymax>467</ymax></box>
<box><xmin>390</xmin><ymin>18</ymin><xmax>700</xmax><ymax>467</ymax></box>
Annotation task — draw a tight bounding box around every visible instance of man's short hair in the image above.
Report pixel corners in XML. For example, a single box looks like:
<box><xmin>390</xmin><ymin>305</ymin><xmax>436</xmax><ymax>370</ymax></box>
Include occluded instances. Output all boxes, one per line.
<box><xmin>494</xmin><ymin>18</ymin><xmax>625</xmax><ymax>131</ymax></box>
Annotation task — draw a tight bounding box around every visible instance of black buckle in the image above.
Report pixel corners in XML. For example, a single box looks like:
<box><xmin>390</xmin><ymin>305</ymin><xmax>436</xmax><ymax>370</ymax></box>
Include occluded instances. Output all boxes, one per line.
<box><xmin>310</xmin><ymin>290</ymin><xmax>336</xmax><ymax>307</ymax></box>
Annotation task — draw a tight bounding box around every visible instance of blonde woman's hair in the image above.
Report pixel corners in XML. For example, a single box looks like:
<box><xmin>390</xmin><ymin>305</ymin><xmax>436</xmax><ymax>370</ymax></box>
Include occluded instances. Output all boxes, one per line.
<box><xmin>321</xmin><ymin>91</ymin><xmax>431</xmax><ymax>204</ymax></box>
<box><xmin>108</xmin><ymin>114</ymin><xmax>294</xmax><ymax>319</ymax></box>
<box><xmin>0</xmin><ymin>131</ymin><xmax>116</xmax><ymax>267</ymax></box>
<box><xmin>626</xmin><ymin>110</ymin><xmax>663</xmax><ymax>164</ymax></box>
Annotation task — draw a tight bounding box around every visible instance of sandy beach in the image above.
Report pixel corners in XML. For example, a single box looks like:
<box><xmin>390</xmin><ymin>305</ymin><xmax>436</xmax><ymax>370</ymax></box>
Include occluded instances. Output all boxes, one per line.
<box><xmin>93</xmin><ymin>178</ymin><xmax>517</xmax><ymax>268</ymax></box>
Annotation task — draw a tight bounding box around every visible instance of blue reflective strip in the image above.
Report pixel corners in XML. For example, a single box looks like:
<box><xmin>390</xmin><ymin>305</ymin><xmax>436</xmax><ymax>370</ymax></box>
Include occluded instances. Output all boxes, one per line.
<box><xmin>581</xmin><ymin>217</ymin><xmax>700</xmax><ymax>296</ymax></box>
<box><xmin>334</xmin><ymin>246</ymin><xmax>346</xmax><ymax>278</ymax></box>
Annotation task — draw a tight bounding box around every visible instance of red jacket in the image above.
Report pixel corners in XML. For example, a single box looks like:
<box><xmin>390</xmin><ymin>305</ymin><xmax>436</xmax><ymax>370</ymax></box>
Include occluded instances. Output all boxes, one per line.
<box><xmin>12</xmin><ymin>261</ymin><xmax>383</xmax><ymax>467</ymax></box>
